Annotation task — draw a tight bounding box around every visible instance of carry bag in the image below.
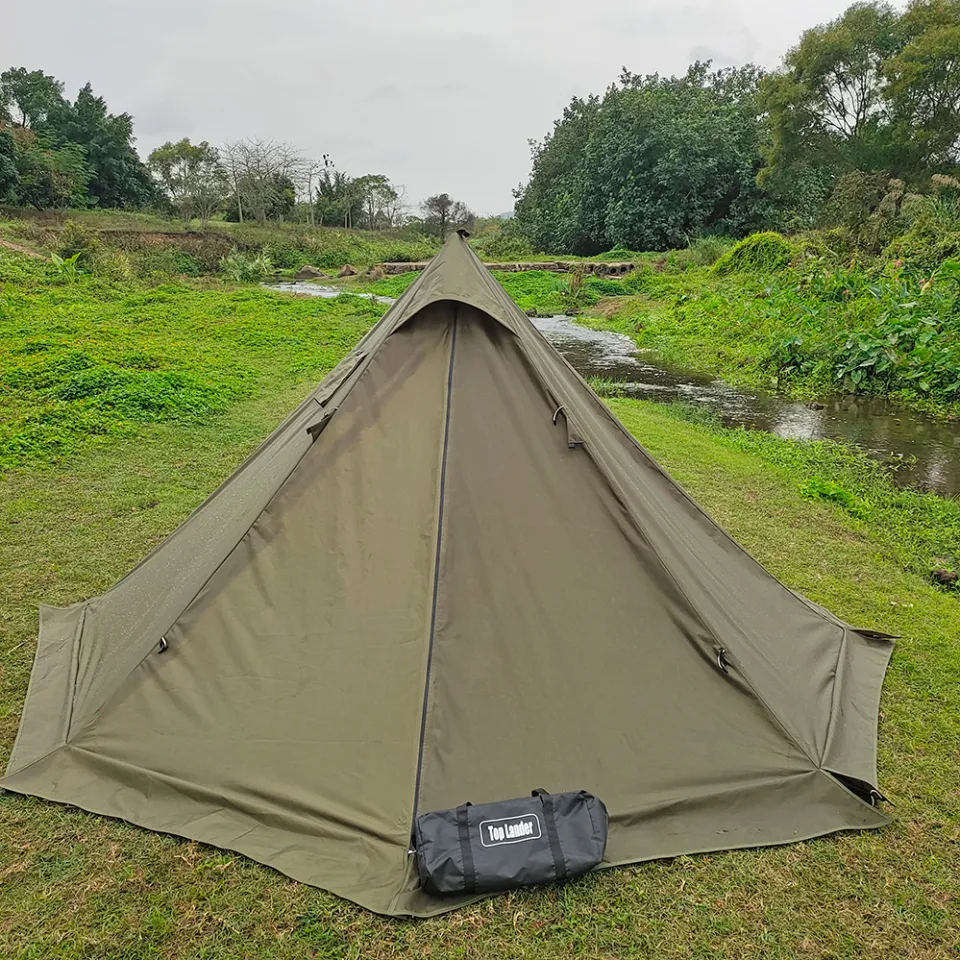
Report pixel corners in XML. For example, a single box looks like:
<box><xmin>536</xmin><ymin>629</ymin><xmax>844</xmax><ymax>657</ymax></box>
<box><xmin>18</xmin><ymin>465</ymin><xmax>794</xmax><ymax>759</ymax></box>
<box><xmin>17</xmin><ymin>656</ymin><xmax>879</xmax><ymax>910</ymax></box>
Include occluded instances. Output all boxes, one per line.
<box><xmin>414</xmin><ymin>789</ymin><xmax>608</xmax><ymax>896</ymax></box>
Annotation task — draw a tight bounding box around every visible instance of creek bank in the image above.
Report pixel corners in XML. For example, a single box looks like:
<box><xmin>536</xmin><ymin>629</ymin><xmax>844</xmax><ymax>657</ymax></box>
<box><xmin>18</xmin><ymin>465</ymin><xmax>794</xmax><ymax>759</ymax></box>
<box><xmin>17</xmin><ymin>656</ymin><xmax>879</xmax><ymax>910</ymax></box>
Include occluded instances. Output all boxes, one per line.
<box><xmin>266</xmin><ymin>281</ymin><xmax>960</xmax><ymax>497</ymax></box>
<box><xmin>375</xmin><ymin>259</ymin><xmax>636</xmax><ymax>276</ymax></box>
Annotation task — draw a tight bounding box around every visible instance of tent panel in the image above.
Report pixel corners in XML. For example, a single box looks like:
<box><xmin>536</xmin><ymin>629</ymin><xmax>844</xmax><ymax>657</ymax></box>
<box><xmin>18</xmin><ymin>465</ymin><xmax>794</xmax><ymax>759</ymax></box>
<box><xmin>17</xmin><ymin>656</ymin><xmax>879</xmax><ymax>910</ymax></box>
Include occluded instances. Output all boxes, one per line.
<box><xmin>416</xmin><ymin>311</ymin><xmax>818</xmax><ymax>844</ymax></box>
<box><xmin>9</xmin><ymin>312</ymin><xmax>456</xmax><ymax>914</ymax></box>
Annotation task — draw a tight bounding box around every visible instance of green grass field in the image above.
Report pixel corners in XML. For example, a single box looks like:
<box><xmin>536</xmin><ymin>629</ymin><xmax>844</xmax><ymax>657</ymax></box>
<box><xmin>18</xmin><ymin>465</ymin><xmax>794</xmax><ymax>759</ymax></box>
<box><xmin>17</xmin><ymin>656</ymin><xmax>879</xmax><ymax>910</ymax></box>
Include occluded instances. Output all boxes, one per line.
<box><xmin>2</xmin><ymin>249</ymin><xmax>959</xmax><ymax>958</ymax></box>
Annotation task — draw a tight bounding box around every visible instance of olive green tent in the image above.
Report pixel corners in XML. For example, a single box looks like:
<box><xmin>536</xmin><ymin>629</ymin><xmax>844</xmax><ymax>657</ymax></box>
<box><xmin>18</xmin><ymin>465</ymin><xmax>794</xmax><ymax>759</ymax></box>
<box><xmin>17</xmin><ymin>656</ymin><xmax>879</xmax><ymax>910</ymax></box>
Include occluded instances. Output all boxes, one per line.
<box><xmin>2</xmin><ymin>232</ymin><xmax>893</xmax><ymax>917</ymax></box>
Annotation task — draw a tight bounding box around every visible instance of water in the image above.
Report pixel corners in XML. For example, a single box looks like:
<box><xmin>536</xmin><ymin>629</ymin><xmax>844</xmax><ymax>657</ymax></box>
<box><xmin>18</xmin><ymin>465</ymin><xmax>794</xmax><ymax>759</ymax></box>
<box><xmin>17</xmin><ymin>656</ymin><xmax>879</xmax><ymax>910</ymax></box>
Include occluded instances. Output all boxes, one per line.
<box><xmin>267</xmin><ymin>282</ymin><xmax>960</xmax><ymax>497</ymax></box>
<box><xmin>533</xmin><ymin>316</ymin><xmax>960</xmax><ymax>497</ymax></box>
<box><xmin>267</xmin><ymin>281</ymin><xmax>395</xmax><ymax>304</ymax></box>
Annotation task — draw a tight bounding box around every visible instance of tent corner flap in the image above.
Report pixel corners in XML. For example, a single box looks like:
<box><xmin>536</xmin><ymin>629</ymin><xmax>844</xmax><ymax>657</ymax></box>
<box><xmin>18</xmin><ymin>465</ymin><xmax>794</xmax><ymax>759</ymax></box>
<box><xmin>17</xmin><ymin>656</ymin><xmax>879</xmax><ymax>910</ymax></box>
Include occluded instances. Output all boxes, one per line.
<box><xmin>3</xmin><ymin>601</ymin><xmax>86</xmax><ymax>778</ymax></box>
<box><xmin>822</xmin><ymin>627</ymin><xmax>895</xmax><ymax>790</ymax></box>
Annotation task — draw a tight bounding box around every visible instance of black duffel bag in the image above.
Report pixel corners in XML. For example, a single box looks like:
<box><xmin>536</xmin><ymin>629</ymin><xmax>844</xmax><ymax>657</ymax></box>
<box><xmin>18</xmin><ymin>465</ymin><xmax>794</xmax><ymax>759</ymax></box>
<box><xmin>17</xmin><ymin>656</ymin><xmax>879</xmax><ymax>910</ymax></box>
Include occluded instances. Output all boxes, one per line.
<box><xmin>414</xmin><ymin>789</ymin><xmax>608</xmax><ymax>896</ymax></box>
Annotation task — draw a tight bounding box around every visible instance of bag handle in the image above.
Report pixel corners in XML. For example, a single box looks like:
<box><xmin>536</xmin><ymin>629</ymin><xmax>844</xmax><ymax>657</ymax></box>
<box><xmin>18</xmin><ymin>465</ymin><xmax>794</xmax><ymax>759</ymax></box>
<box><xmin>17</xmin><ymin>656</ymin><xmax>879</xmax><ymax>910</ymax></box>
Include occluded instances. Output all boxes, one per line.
<box><xmin>455</xmin><ymin>804</ymin><xmax>477</xmax><ymax>894</ymax></box>
<box><xmin>532</xmin><ymin>789</ymin><xmax>568</xmax><ymax>883</ymax></box>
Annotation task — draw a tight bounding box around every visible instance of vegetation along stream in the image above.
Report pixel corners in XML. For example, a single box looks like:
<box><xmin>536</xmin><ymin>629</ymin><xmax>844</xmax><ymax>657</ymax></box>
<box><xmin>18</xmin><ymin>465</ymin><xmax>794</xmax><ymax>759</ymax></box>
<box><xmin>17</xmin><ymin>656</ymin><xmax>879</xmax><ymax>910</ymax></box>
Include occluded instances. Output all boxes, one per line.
<box><xmin>268</xmin><ymin>282</ymin><xmax>960</xmax><ymax>498</ymax></box>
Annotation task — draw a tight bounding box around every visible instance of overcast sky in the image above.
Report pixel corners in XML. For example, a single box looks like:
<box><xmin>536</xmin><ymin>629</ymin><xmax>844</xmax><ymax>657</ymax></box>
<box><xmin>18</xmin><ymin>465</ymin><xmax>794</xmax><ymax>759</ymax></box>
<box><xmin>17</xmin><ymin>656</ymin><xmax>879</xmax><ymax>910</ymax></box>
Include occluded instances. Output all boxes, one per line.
<box><xmin>3</xmin><ymin>0</ymin><xmax>861</xmax><ymax>214</ymax></box>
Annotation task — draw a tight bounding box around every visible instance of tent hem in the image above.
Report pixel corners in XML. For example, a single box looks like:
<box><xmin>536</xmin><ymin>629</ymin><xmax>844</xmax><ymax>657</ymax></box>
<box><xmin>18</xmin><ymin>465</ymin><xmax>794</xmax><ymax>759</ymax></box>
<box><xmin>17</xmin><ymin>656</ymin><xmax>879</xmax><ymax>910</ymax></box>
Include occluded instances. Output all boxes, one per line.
<box><xmin>0</xmin><ymin>772</ymin><xmax>888</xmax><ymax>918</ymax></box>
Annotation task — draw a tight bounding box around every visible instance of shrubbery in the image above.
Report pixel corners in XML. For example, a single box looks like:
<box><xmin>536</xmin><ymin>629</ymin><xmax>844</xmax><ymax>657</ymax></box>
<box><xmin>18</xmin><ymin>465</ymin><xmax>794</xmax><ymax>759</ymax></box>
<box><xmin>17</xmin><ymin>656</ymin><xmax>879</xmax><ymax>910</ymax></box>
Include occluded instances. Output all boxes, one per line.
<box><xmin>713</xmin><ymin>232</ymin><xmax>794</xmax><ymax>275</ymax></box>
<box><xmin>219</xmin><ymin>249</ymin><xmax>273</xmax><ymax>282</ymax></box>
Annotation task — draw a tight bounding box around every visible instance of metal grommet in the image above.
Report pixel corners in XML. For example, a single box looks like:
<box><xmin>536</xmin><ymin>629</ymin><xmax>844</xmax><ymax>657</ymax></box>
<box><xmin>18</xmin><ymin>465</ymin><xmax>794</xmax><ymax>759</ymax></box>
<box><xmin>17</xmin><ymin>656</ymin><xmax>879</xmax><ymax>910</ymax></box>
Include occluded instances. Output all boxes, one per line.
<box><xmin>158</xmin><ymin>637</ymin><xmax>169</xmax><ymax>654</ymax></box>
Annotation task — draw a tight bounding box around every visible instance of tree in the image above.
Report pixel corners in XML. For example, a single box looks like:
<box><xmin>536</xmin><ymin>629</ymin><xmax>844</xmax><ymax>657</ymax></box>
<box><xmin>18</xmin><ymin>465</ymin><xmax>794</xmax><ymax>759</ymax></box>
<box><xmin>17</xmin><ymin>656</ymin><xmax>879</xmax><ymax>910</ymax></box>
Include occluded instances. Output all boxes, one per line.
<box><xmin>45</xmin><ymin>83</ymin><xmax>156</xmax><ymax>208</ymax></box>
<box><xmin>421</xmin><ymin>193</ymin><xmax>475</xmax><ymax>239</ymax></box>
<box><xmin>8</xmin><ymin>127</ymin><xmax>90</xmax><ymax>209</ymax></box>
<box><xmin>222</xmin><ymin>138</ymin><xmax>304</xmax><ymax>222</ymax></box>
<box><xmin>0</xmin><ymin>128</ymin><xmax>18</xmax><ymax>202</ymax></box>
<box><xmin>353</xmin><ymin>174</ymin><xmax>402</xmax><ymax>230</ymax></box>
<box><xmin>885</xmin><ymin>0</ymin><xmax>960</xmax><ymax>166</ymax></box>
<box><xmin>759</xmin><ymin>2</ymin><xmax>913</xmax><ymax>222</ymax></box>
<box><xmin>0</xmin><ymin>67</ymin><xmax>65</xmax><ymax>129</ymax></box>
<box><xmin>314</xmin><ymin>156</ymin><xmax>361</xmax><ymax>227</ymax></box>
<box><xmin>514</xmin><ymin>63</ymin><xmax>773</xmax><ymax>253</ymax></box>
<box><xmin>149</xmin><ymin>138</ymin><xmax>228</xmax><ymax>225</ymax></box>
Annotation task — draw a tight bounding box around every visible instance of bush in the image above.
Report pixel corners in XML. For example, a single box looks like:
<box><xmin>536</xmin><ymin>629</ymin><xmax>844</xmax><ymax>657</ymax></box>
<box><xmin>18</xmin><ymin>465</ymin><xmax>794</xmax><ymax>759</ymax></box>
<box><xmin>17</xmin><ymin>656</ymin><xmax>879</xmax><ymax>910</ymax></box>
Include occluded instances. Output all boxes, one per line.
<box><xmin>686</xmin><ymin>235</ymin><xmax>734</xmax><ymax>266</ymax></box>
<box><xmin>791</xmin><ymin>228</ymin><xmax>855</xmax><ymax>268</ymax></box>
<box><xmin>57</xmin><ymin>219</ymin><xmax>100</xmax><ymax>266</ymax></box>
<box><xmin>90</xmin><ymin>248</ymin><xmax>135</xmax><ymax>282</ymax></box>
<box><xmin>471</xmin><ymin>228</ymin><xmax>534</xmax><ymax>261</ymax></box>
<box><xmin>588</xmin><ymin>276</ymin><xmax>630</xmax><ymax>296</ymax></box>
<box><xmin>219</xmin><ymin>249</ymin><xmax>273</xmax><ymax>282</ymax></box>
<box><xmin>261</xmin><ymin>241</ymin><xmax>312</xmax><ymax>270</ymax></box>
<box><xmin>883</xmin><ymin>189</ymin><xmax>960</xmax><ymax>273</ymax></box>
<box><xmin>713</xmin><ymin>232</ymin><xmax>794</xmax><ymax>275</ymax></box>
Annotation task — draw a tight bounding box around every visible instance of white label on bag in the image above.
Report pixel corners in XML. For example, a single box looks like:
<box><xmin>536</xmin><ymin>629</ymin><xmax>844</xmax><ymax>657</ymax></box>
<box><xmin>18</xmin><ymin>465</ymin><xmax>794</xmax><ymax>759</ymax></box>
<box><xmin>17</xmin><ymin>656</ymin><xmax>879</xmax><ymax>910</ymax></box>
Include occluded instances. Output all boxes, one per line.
<box><xmin>479</xmin><ymin>813</ymin><xmax>543</xmax><ymax>847</ymax></box>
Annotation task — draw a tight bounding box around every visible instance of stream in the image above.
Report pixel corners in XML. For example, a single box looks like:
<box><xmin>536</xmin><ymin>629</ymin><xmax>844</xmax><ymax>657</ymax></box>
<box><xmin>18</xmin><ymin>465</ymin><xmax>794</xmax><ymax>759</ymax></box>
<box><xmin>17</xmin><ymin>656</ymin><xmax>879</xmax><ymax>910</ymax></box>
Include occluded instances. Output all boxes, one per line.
<box><xmin>267</xmin><ymin>282</ymin><xmax>960</xmax><ymax>497</ymax></box>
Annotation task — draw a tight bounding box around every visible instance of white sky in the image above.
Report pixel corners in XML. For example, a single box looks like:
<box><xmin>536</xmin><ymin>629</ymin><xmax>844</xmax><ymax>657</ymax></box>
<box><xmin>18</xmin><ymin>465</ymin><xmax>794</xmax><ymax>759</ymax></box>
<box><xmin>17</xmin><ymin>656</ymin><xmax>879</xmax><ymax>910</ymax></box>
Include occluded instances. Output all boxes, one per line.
<box><xmin>2</xmin><ymin>0</ymin><xmax>862</xmax><ymax>214</ymax></box>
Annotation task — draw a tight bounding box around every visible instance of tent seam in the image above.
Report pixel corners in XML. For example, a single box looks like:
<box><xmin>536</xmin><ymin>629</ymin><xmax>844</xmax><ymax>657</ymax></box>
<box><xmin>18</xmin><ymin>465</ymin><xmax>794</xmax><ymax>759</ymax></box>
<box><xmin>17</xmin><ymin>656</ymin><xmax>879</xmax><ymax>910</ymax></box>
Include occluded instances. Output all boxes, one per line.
<box><xmin>819</xmin><ymin>626</ymin><xmax>849</xmax><ymax>768</ymax></box>
<box><xmin>63</xmin><ymin>604</ymin><xmax>87</xmax><ymax>742</ymax></box>
<box><xmin>591</xmin><ymin>393</ymin><xmax>850</xmax><ymax>632</ymax></box>
<box><xmin>410</xmin><ymin>307</ymin><xmax>459</xmax><ymax>825</ymax></box>
<box><xmin>0</xmin><ymin>744</ymin><xmax>68</xmax><ymax>786</ymax></box>
<box><xmin>70</xmin><ymin>431</ymin><xmax>332</xmax><ymax>736</ymax></box>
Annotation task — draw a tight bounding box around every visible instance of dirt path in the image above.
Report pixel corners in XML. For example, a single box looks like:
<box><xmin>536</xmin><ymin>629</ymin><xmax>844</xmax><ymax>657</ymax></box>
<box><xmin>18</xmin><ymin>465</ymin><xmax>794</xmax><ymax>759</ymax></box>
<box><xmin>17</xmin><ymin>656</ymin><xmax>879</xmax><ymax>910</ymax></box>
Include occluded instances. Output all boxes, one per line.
<box><xmin>0</xmin><ymin>237</ymin><xmax>49</xmax><ymax>260</ymax></box>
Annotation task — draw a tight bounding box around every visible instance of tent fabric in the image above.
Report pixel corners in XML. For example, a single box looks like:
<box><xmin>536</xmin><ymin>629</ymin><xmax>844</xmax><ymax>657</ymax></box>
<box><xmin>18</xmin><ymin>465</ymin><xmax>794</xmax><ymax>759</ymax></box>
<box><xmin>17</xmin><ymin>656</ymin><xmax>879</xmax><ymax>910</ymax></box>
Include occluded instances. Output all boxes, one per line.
<box><xmin>2</xmin><ymin>232</ymin><xmax>893</xmax><ymax>917</ymax></box>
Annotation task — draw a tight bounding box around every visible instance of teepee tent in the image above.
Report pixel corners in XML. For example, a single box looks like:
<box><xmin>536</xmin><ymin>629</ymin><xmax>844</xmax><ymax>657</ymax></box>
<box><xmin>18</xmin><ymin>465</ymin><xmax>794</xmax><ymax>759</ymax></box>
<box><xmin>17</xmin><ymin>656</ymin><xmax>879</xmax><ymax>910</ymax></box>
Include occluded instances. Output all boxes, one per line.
<box><xmin>3</xmin><ymin>232</ymin><xmax>892</xmax><ymax>916</ymax></box>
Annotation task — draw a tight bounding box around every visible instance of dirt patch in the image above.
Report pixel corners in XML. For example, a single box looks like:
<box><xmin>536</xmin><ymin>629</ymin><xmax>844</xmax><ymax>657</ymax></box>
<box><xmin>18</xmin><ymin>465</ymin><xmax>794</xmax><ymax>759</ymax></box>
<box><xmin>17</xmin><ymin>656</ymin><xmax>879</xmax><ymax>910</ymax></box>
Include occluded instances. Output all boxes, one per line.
<box><xmin>0</xmin><ymin>238</ymin><xmax>48</xmax><ymax>261</ymax></box>
<box><xmin>591</xmin><ymin>297</ymin><xmax>632</xmax><ymax>318</ymax></box>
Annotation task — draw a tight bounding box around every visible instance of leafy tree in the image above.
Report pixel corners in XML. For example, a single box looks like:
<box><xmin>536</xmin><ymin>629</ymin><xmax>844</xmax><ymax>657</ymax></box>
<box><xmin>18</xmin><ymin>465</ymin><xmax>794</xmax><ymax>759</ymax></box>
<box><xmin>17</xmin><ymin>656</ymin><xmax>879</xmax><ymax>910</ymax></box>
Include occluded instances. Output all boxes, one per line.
<box><xmin>512</xmin><ymin>96</ymin><xmax>602</xmax><ymax>254</ymax></box>
<box><xmin>266</xmin><ymin>173</ymin><xmax>296</xmax><ymax>220</ymax></box>
<box><xmin>9</xmin><ymin>127</ymin><xmax>90</xmax><ymax>209</ymax></box>
<box><xmin>353</xmin><ymin>173</ymin><xmax>402</xmax><ymax>230</ymax></box>
<box><xmin>45</xmin><ymin>83</ymin><xmax>156</xmax><ymax>208</ymax></box>
<box><xmin>314</xmin><ymin>160</ymin><xmax>360</xmax><ymax>227</ymax></box>
<box><xmin>421</xmin><ymin>193</ymin><xmax>475</xmax><ymax>239</ymax></box>
<box><xmin>0</xmin><ymin>67</ymin><xmax>65</xmax><ymax>128</ymax></box>
<box><xmin>222</xmin><ymin>138</ymin><xmax>303</xmax><ymax>223</ymax></box>
<box><xmin>759</xmin><ymin>2</ymin><xmax>929</xmax><ymax>226</ymax></box>
<box><xmin>515</xmin><ymin>63</ymin><xmax>773</xmax><ymax>253</ymax></box>
<box><xmin>0</xmin><ymin>128</ymin><xmax>18</xmax><ymax>202</ymax></box>
<box><xmin>311</xmin><ymin>159</ymin><xmax>407</xmax><ymax>230</ymax></box>
<box><xmin>148</xmin><ymin>138</ymin><xmax>227</xmax><ymax>225</ymax></box>
<box><xmin>224</xmin><ymin>172</ymin><xmax>296</xmax><ymax>222</ymax></box>
<box><xmin>885</xmin><ymin>0</ymin><xmax>960</xmax><ymax>166</ymax></box>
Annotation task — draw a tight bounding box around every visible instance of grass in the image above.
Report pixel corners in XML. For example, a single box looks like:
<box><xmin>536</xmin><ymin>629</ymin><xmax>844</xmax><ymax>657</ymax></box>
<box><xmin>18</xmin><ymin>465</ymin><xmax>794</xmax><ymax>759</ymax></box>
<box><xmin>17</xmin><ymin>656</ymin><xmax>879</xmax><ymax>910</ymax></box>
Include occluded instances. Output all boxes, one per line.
<box><xmin>0</xmin><ymin>208</ymin><xmax>442</xmax><ymax>277</ymax></box>
<box><xmin>0</xmin><ymin>250</ymin><xmax>383</xmax><ymax>470</ymax></box>
<box><xmin>354</xmin><ymin>269</ymin><xmax>632</xmax><ymax>315</ymax></box>
<box><xmin>654</xmin><ymin>402</ymin><xmax>960</xmax><ymax>588</ymax></box>
<box><xmin>575</xmin><ymin>256</ymin><xmax>960</xmax><ymax>418</ymax></box>
<box><xmin>2</xmin><ymin>251</ymin><xmax>960</xmax><ymax>957</ymax></box>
